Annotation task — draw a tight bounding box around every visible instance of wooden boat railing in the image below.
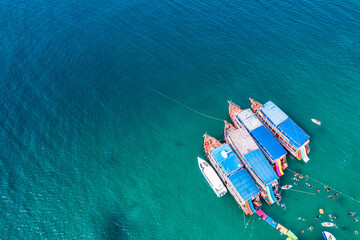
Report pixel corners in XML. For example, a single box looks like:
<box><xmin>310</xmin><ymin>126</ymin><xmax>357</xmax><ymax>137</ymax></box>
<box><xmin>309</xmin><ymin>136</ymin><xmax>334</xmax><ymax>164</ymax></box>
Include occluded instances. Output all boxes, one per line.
<box><xmin>207</xmin><ymin>152</ymin><xmax>249</xmax><ymax>211</ymax></box>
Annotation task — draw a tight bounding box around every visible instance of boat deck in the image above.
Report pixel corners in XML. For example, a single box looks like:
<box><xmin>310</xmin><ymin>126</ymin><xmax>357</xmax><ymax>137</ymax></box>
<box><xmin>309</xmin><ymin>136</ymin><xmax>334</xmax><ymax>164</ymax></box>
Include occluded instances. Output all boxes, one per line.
<box><xmin>228</xmin><ymin>168</ymin><xmax>260</xmax><ymax>201</ymax></box>
<box><xmin>235</xmin><ymin>108</ymin><xmax>286</xmax><ymax>162</ymax></box>
<box><xmin>210</xmin><ymin>144</ymin><xmax>243</xmax><ymax>176</ymax></box>
<box><xmin>259</xmin><ymin>101</ymin><xmax>309</xmax><ymax>148</ymax></box>
<box><xmin>251</xmin><ymin>126</ymin><xmax>287</xmax><ymax>162</ymax></box>
<box><xmin>243</xmin><ymin>149</ymin><xmax>278</xmax><ymax>185</ymax></box>
<box><xmin>227</xmin><ymin>128</ymin><xmax>258</xmax><ymax>156</ymax></box>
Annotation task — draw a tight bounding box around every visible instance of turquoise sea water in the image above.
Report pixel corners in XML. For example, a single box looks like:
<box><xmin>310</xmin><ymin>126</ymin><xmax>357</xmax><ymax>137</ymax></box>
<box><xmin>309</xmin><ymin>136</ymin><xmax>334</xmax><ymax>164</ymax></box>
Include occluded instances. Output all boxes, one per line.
<box><xmin>1</xmin><ymin>0</ymin><xmax>360</xmax><ymax>239</ymax></box>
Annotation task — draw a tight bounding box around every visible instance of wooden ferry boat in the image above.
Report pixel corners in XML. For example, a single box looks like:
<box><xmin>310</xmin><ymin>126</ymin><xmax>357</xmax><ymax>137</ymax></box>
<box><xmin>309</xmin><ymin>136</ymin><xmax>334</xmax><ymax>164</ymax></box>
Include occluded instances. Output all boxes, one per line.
<box><xmin>223</xmin><ymin>122</ymin><xmax>280</xmax><ymax>205</ymax></box>
<box><xmin>203</xmin><ymin>134</ymin><xmax>261</xmax><ymax>215</ymax></box>
<box><xmin>250</xmin><ymin>99</ymin><xmax>310</xmax><ymax>162</ymax></box>
<box><xmin>228</xmin><ymin>101</ymin><xmax>287</xmax><ymax>176</ymax></box>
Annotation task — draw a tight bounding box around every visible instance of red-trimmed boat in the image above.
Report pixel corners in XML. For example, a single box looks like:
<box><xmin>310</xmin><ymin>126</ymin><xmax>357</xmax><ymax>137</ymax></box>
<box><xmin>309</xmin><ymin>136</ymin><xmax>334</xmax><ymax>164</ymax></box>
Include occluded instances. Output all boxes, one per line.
<box><xmin>223</xmin><ymin>121</ymin><xmax>280</xmax><ymax>205</ymax></box>
<box><xmin>250</xmin><ymin>98</ymin><xmax>310</xmax><ymax>162</ymax></box>
<box><xmin>203</xmin><ymin>134</ymin><xmax>262</xmax><ymax>215</ymax></box>
<box><xmin>228</xmin><ymin>101</ymin><xmax>287</xmax><ymax>176</ymax></box>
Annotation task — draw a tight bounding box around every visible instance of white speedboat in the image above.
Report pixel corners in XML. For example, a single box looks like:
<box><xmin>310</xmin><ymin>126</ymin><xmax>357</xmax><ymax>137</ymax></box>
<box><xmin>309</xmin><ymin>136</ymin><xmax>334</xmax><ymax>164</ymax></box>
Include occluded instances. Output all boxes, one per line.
<box><xmin>198</xmin><ymin>157</ymin><xmax>227</xmax><ymax>197</ymax></box>
<box><xmin>322</xmin><ymin>231</ymin><xmax>336</xmax><ymax>240</ymax></box>
<box><xmin>321</xmin><ymin>222</ymin><xmax>336</xmax><ymax>227</ymax></box>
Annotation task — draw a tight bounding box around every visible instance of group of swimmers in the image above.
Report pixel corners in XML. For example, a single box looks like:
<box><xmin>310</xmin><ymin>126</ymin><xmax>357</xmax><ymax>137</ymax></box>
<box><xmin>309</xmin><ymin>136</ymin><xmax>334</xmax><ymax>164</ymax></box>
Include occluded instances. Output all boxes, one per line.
<box><xmin>292</xmin><ymin>173</ymin><xmax>314</xmax><ymax>188</ymax></box>
<box><xmin>291</xmin><ymin>172</ymin><xmax>360</xmax><ymax>236</ymax></box>
<box><xmin>292</xmin><ymin>172</ymin><xmax>341</xmax><ymax>199</ymax></box>
<box><xmin>323</xmin><ymin>185</ymin><xmax>339</xmax><ymax>199</ymax></box>
<box><xmin>349</xmin><ymin>212</ymin><xmax>359</xmax><ymax>222</ymax></box>
<box><xmin>298</xmin><ymin>211</ymin><xmax>337</xmax><ymax>234</ymax></box>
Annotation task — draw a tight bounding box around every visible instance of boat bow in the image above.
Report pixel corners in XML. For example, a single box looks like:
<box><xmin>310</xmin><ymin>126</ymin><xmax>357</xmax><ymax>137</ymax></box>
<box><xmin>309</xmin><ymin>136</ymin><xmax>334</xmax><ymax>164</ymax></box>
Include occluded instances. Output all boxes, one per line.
<box><xmin>228</xmin><ymin>101</ymin><xmax>242</xmax><ymax>123</ymax></box>
<box><xmin>203</xmin><ymin>134</ymin><xmax>221</xmax><ymax>155</ymax></box>
<box><xmin>249</xmin><ymin>98</ymin><xmax>263</xmax><ymax>112</ymax></box>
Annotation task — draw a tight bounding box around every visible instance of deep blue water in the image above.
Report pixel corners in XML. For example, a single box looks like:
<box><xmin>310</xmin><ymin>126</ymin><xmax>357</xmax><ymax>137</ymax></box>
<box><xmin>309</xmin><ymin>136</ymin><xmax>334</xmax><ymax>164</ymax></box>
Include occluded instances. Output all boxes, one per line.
<box><xmin>1</xmin><ymin>0</ymin><xmax>360</xmax><ymax>239</ymax></box>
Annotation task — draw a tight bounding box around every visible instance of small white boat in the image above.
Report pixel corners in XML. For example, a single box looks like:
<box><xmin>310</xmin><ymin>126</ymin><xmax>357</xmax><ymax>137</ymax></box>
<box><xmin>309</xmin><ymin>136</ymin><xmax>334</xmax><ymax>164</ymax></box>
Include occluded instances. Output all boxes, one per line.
<box><xmin>281</xmin><ymin>185</ymin><xmax>293</xmax><ymax>190</ymax></box>
<box><xmin>321</xmin><ymin>222</ymin><xmax>336</xmax><ymax>227</ymax></box>
<box><xmin>311</xmin><ymin>119</ymin><xmax>321</xmax><ymax>125</ymax></box>
<box><xmin>198</xmin><ymin>157</ymin><xmax>227</xmax><ymax>197</ymax></box>
<box><xmin>322</xmin><ymin>231</ymin><xmax>336</xmax><ymax>240</ymax></box>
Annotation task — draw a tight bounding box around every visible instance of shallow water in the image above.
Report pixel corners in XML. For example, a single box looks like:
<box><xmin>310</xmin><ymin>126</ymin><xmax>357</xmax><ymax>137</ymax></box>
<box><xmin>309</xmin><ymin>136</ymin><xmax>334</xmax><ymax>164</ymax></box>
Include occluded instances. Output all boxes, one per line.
<box><xmin>1</xmin><ymin>0</ymin><xmax>360</xmax><ymax>239</ymax></box>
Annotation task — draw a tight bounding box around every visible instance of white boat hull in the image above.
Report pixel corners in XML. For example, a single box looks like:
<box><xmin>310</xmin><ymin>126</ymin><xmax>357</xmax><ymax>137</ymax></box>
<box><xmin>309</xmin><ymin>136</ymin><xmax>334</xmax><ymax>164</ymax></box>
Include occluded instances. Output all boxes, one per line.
<box><xmin>198</xmin><ymin>157</ymin><xmax>227</xmax><ymax>197</ymax></box>
<box><xmin>321</xmin><ymin>222</ymin><xmax>336</xmax><ymax>227</ymax></box>
<box><xmin>311</xmin><ymin>119</ymin><xmax>321</xmax><ymax>125</ymax></box>
<box><xmin>322</xmin><ymin>231</ymin><xmax>336</xmax><ymax>240</ymax></box>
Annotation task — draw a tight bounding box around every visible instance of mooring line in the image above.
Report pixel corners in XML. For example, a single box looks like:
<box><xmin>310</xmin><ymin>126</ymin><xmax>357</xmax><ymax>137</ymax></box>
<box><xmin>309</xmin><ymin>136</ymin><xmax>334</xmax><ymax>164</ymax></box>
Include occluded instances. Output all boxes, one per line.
<box><xmin>287</xmin><ymin>168</ymin><xmax>360</xmax><ymax>203</ymax></box>
<box><xmin>249</xmin><ymin>216</ymin><xmax>255</xmax><ymax>239</ymax></box>
<box><xmin>287</xmin><ymin>188</ymin><xmax>315</xmax><ymax>195</ymax></box>
<box><xmin>144</xmin><ymin>86</ymin><xmax>225</xmax><ymax>122</ymax></box>
<box><xmin>243</xmin><ymin>211</ymin><xmax>246</xmax><ymax>229</ymax></box>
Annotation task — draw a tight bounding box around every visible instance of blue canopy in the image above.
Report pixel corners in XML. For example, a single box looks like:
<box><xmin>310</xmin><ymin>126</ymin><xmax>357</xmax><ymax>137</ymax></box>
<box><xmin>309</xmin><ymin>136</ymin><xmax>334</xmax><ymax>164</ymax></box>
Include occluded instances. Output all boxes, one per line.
<box><xmin>251</xmin><ymin>126</ymin><xmax>287</xmax><ymax>162</ymax></box>
<box><xmin>228</xmin><ymin>168</ymin><xmax>260</xmax><ymax>201</ymax></box>
<box><xmin>277</xmin><ymin>118</ymin><xmax>309</xmax><ymax>148</ymax></box>
<box><xmin>243</xmin><ymin>149</ymin><xmax>278</xmax><ymax>185</ymax></box>
<box><xmin>260</xmin><ymin>101</ymin><xmax>288</xmax><ymax>126</ymax></box>
<box><xmin>211</xmin><ymin>144</ymin><xmax>243</xmax><ymax>176</ymax></box>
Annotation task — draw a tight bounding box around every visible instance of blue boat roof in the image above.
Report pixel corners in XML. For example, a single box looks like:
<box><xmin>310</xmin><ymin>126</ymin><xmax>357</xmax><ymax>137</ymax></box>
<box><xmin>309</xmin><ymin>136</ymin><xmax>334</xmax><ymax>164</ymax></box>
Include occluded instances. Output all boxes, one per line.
<box><xmin>251</xmin><ymin>126</ymin><xmax>287</xmax><ymax>162</ymax></box>
<box><xmin>211</xmin><ymin>144</ymin><xmax>243</xmax><ymax>176</ymax></box>
<box><xmin>228</xmin><ymin>168</ymin><xmax>260</xmax><ymax>201</ymax></box>
<box><xmin>244</xmin><ymin>149</ymin><xmax>278</xmax><ymax>185</ymax></box>
<box><xmin>278</xmin><ymin>118</ymin><xmax>309</xmax><ymax>148</ymax></box>
<box><xmin>260</xmin><ymin>101</ymin><xmax>288</xmax><ymax>126</ymax></box>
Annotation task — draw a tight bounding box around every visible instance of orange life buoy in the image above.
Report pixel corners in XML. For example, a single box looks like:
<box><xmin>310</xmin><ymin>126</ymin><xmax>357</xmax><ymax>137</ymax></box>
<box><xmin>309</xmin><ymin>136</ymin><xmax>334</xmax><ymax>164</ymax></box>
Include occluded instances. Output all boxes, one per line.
<box><xmin>355</xmin><ymin>230</ymin><xmax>358</xmax><ymax>235</ymax></box>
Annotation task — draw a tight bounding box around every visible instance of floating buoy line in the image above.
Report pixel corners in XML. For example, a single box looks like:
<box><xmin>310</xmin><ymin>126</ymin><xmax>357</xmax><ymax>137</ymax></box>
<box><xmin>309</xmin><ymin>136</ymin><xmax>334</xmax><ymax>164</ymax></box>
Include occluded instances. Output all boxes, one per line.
<box><xmin>287</xmin><ymin>188</ymin><xmax>315</xmax><ymax>195</ymax></box>
<box><xmin>287</xmin><ymin>168</ymin><xmax>360</xmax><ymax>204</ymax></box>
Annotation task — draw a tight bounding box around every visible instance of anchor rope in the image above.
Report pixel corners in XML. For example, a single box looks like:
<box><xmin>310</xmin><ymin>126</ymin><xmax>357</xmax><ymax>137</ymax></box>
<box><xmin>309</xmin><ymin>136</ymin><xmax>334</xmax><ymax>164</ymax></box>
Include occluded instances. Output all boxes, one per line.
<box><xmin>145</xmin><ymin>86</ymin><xmax>225</xmax><ymax>122</ymax></box>
<box><xmin>287</xmin><ymin>188</ymin><xmax>315</xmax><ymax>195</ymax></box>
<box><xmin>249</xmin><ymin>216</ymin><xmax>255</xmax><ymax>239</ymax></box>
<box><xmin>243</xmin><ymin>211</ymin><xmax>246</xmax><ymax>229</ymax></box>
<box><xmin>245</xmin><ymin>214</ymin><xmax>253</xmax><ymax>228</ymax></box>
<box><xmin>287</xmin><ymin>168</ymin><xmax>360</xmax><ymax>203</ymax></box>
